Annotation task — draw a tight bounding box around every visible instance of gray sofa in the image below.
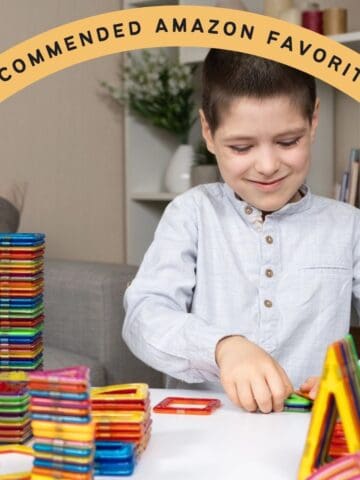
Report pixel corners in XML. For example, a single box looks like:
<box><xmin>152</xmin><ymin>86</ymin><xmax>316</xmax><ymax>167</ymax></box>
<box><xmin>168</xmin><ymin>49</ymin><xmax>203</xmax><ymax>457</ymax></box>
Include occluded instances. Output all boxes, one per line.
<box><xmin>43</xmin><ymin>259</ymin><xmax>164</xmax><ymax>388</ymax></box>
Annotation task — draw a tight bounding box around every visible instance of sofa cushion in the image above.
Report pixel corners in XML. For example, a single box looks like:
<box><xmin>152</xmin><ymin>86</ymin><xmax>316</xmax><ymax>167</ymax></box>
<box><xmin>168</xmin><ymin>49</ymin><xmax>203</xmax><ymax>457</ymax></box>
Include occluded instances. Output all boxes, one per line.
<box><xmin>43</xmin><ymin>345</ymin><xmax>107</xmax><ymax>387</ymax></box>
<box><xmin>0</xmin><ymin>181</ymin><xmax>27</xmax><ymax>232</ymax></box>
<box><xmin>0</xmin><ymin>197</ymin><xmax>20</xmax><ymax>232</ymax></box>
<box><xmin>44</xmin><ymin>260</ymin><xmax>164</xmax><ymax>387</ymax></box>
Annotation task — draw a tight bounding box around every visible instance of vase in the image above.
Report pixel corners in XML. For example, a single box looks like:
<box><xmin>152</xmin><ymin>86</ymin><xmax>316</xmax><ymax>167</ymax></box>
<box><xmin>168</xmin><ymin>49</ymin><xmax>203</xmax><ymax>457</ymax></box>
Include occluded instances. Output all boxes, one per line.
<box><xmin>164</xmin><ymin>144</ymin><xmax>194</xmax><ymax>194</ymax></box>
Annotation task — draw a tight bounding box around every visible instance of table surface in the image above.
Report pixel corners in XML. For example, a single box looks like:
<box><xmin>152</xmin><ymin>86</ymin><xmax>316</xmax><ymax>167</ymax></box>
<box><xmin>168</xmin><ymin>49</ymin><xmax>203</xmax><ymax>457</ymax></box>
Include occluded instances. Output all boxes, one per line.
<box><xmin>0</xmin><ymin>388</ymin><xmax>312</xmax><ymax>480</ymax></box>
<box><xmin>134</xmin><ymin>388</ymin><xmax>311</xmax><ymax>480</ymax></box>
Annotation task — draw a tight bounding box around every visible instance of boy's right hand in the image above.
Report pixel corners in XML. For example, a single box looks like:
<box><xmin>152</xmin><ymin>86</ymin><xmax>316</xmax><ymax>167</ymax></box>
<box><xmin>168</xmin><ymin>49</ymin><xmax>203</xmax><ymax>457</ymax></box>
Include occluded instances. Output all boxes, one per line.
<box><xmin>215</xmin><ymin>336</ymin><xmax>293</xmax><ymax>413</ymax></box>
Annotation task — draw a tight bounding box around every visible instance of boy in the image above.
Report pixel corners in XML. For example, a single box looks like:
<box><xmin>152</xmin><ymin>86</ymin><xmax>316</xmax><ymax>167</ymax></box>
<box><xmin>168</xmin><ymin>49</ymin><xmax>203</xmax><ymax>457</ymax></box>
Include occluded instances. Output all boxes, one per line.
<box><xmin>123</xmin><ymin>49</ymin><xmax>360</xmax><ymax>413</ymax></box>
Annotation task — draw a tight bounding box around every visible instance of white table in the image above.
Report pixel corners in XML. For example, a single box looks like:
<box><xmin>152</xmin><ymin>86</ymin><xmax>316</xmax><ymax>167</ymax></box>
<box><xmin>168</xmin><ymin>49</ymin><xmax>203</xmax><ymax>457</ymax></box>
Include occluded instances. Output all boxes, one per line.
<box><xmin>133</xmin><ymin>388</ymin><xmax>311</xmax><ymax>480</ymax></box>
<box><xmin>1</xmin><ymin>388</ymin><xmax>311</xmax><ymax>480</ymax></box>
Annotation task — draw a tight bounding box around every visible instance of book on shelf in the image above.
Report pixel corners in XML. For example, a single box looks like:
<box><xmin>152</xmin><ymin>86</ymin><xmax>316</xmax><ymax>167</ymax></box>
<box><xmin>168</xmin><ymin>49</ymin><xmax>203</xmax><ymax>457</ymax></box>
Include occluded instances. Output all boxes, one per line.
<box><xmin>337</xmin><ymin>148</ymin><xmax>360</xmax><ymax>207</ymax></box>
<box><xmin>348</xmin><ymin>148</ymin><xmax>360</xmax><ymax>206</ymax></box>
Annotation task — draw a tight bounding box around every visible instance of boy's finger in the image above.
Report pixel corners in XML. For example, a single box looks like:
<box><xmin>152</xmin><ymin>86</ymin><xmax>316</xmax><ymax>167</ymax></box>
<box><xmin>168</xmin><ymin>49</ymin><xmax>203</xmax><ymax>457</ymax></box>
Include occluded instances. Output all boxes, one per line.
<box><xmin>237</xmin><ymin>381</ymin><xmax>257</xmax><ymax>412</ymax></box>
<box><xmin>300</xmin><ymin>376</ymin><xmax>318</xmax><ymax>390</ymax></box>
<box><xmin>266</xmin><ymin>370</ymin><xmax>288</xmax><ymax>412</ymax></box>
<box><xmin>251</xmin><ymin>377</ymin><xmax>272</xmax><ymax>413</ymax></box>
<box><xmin>222</xmin><ymin>379</ymin><xmax>241</xmax><ymax>407</ymax></box>
<box><xmin>309</xmin><ymin>382</ymin><xmax>319</xmax><ymax>400</ymax></box>
<box><xmin>277</xmin><ymin>365</ymin><xmax>293</xmax><ymax>396</ymax></box>
<box><xmin>308</xmin><ymin>389</ymin><xmax>317</xmax><ymax>400</ymax></box>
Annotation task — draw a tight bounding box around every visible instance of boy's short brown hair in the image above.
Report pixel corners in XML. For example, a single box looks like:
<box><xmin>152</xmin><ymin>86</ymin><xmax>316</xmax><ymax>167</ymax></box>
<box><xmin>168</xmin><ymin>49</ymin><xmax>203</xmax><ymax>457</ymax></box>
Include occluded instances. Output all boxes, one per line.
<box><xmin>201</xmin><ymin>49</ymin><xmax>317</xmax><ymax>134</ymax></box>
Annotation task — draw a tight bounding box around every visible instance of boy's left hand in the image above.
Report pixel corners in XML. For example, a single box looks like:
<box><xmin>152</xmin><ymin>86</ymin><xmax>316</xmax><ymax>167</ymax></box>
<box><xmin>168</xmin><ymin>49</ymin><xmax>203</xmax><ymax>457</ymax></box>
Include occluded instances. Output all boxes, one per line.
<box><xmin>299</xmin><ymin>376</ymin><xmax>320</xmax><ymax>400</ymax></box>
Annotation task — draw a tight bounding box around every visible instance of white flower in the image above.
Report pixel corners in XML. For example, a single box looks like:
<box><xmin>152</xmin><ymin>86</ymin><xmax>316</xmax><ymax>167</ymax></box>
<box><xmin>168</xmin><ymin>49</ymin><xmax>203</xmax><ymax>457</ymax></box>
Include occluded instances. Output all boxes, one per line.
<box><xmin>146</xmin><ymin>72</ymin><xmax>160</xmax><ymax>83</ymax></box>
<box><xmin>153</xmin><ymin>80</ymin><xmax>163</xmax><ymax>94</ymax></box>
<box><xmin>104</xmin><ymin>49</ymin><xmax>196</xmax><ymax>140</ymax></box>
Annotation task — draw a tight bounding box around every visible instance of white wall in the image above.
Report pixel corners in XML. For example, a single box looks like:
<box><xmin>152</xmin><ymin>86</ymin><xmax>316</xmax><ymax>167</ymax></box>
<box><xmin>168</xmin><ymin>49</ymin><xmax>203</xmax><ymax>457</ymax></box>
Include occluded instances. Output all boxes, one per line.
<box><xmin>0</xmin><ymin>0</ymin><xmax>126</xmax><ymax>263</ymax></box>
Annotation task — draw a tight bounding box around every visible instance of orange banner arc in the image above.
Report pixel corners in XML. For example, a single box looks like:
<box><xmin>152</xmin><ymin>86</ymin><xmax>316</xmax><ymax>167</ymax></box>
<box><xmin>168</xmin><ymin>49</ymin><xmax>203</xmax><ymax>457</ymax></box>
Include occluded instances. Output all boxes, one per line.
<box><xmin>0</xmin><ymin>6</ymin><xmax>359</xmax><ymax>103</ymax></box>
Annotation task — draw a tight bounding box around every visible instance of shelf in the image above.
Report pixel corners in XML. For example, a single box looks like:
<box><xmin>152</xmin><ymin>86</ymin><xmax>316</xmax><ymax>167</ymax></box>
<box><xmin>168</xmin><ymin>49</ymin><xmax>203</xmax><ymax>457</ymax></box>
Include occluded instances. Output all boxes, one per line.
<box><xmin>180</xmin><ymin>30</ymin><xmax>360</xmax><ymax>64</ymax></box>
<box><xmin>127</xmin><ymin>0</ymin><xmax>177</xmax><ymax>7</ymax></box>
<box><xmin>131</xmin><ymin>192</ymin><xmax>177</xmax><ymax>201</ymax></box>
<box><xmin>328</xmin><ymin>31</ymin><xmax>360</xmax><ymax>51</ymax></box>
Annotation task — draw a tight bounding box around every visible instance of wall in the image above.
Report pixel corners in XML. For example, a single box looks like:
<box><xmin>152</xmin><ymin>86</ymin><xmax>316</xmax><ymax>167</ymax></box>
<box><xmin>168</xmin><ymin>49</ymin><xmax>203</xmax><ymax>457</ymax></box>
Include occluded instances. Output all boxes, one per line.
<box><xmin>0</xmin><ymin>0</ymin><xmax>126</xmax><ymax>263</ymax></box>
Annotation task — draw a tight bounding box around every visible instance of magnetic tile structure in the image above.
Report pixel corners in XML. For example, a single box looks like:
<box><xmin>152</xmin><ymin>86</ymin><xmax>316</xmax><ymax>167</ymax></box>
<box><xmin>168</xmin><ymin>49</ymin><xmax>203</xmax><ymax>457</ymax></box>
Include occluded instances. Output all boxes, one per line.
<box><xmin>298</xmin><ymin>335</ymin><xmax>360</xmax><ymax>480</ymax></box>
<box><xmin>0</xmin><ymin>372</ymin><xmax>30</xmax><ymax>445</ymax></box>
<box><xmin>29</xmin><ymin>366</ymin><xmax>95</xmax><ymax>480</ymax></box>
<box><xmin>91</xmin><ymin>383</ymin><xmax>152</xmax><ymax>476</ymax></box>
<box><xmin>0</xmin><ymin>234</ymin><xmax>45</xmax><ymax>373</ymax></box>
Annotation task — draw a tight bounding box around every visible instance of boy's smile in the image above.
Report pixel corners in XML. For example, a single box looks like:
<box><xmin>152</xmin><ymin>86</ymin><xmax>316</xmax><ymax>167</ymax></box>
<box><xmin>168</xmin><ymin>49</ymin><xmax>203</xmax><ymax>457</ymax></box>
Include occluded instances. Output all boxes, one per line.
<box><xmin>200</xmin><ymin>95</ymin><xmax>319</xmax><ymax>213</ymax></box>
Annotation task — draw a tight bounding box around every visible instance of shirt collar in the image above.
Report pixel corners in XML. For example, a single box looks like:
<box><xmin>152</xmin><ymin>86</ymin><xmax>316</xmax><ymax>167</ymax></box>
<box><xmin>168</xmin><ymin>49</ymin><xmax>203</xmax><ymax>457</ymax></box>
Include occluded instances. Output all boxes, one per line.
<box><xmin>222</xmin><ymin>182</ymin><xmax>313</xmax><ymax>220</ymax></box>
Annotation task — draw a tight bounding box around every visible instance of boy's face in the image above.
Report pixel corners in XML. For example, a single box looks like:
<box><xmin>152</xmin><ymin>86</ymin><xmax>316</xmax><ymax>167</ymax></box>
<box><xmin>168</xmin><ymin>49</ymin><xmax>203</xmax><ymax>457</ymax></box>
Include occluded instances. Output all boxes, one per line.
<box><xmin>200</xmin><ymin>95</ymin><xmax>319</xmax><ymax>213</ymax></box>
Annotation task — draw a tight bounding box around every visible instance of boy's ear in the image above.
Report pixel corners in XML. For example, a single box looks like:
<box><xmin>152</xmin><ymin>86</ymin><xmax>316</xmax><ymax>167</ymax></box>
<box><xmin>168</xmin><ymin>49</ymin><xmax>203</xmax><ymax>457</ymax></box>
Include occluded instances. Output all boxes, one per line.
<box><xmin>199</xmin><ymin>108</ymin><xmax>216</xmax><ymax>154</ymax></box>
<box><xmin>310</xmin><ymin>98</ymin><xmax>320</xmax><ymax>142</ymax></box>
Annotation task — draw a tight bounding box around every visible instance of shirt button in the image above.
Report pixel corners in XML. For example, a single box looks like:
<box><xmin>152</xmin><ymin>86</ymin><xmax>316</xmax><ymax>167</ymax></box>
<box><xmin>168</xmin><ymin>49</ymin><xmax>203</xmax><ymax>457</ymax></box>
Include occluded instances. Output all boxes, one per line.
<box><xmin>245</xmin><ymin>206</ymin><xmax>253</xmax><ymax>215</ymax></box>
<box><xmin>265</xmin><ymin>235</ymin><xmax>273</xmax><ymax>244</ymax></box>
<box><xmin>265</xmin><ymin>269</ymin><xmax>274</xmax><ymax>278</ymax></box>
<box><xmin>264</xmin><ymin>299</ymin><xmax>273</xmax><ymax>308</ymax></box>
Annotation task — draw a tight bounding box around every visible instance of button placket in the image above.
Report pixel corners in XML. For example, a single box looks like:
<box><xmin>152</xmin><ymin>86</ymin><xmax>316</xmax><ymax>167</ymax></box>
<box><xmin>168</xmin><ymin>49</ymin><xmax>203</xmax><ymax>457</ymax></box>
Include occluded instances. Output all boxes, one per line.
<box><xmin>258</xmin><ymin>220</ymin><xmax>279</xmax><ymax>351</ymax></box>
<box><xmin>243</xmin><ymin>205</ymin><xmax>264</xmax><ymax>232</ymax></box>
<box><xmin>265</xmin><ymin>235</ymin><xmax>273</xmax><ymax>244</ymax></box>
<box><xmin>265</xmin><ymin>268</ymin><xmax>274</xmax><ymax>278</ymax></box>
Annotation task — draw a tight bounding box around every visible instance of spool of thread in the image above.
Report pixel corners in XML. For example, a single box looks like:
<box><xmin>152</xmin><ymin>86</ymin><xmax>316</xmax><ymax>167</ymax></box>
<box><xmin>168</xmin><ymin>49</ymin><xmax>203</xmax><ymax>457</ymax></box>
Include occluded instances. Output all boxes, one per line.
<box><xmin>264</xmin><ymin>0</ymin><xmax>293</xmax><ymax>19</ymax></box>
<box><xmin>302</xmin><ymin>3</ymin><xmax>323</xmax><ymax>34</ymax></box>
<box><xmin>280</xmin><ymin>7</ymin><xmax>301</xmax><ymax>25</ymax></box>
<box><xmin>323</xmin><ymin>8</ymin><xmax>347</xmax><ymax>35</ymax></box>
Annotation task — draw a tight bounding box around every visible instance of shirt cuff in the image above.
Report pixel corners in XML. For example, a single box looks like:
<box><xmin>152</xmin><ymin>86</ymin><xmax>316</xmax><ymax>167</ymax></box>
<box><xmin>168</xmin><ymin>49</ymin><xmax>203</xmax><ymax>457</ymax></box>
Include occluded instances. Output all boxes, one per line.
<box><xmin>186</xmin><ymin>323</ymin><xmax>247</xmax><ymax>381</ymax></box>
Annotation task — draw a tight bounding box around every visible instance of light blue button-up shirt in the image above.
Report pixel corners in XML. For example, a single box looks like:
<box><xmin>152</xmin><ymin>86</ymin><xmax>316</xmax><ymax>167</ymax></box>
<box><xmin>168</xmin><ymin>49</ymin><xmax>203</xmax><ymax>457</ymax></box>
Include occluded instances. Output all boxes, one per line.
<box><xmin>123</xmin><ymin>182</ymin><xmax>360</xmax><ymax>390</ymax></box>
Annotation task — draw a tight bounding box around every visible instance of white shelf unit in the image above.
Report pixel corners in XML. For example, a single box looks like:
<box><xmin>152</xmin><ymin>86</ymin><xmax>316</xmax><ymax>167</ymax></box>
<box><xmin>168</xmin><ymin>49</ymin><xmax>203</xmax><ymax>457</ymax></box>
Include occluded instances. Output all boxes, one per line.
<box><xmin>123</xmin><ymin>0</ymin><xmax>360</xmax><ymax>265</ymax></box>
<box><xmin>329</xmin><ymin>31</ymin><xmax>360</xmax><ymax>50</ymax></box>
<box><xmin>131</xmin><ymin>192</ymin><xmax>178</xmax><ymax>201</ymax></box>
<box><xmin>329</xmin><ymin>31</ymin><xmax>360</xmax><ymax>187</ymax></box>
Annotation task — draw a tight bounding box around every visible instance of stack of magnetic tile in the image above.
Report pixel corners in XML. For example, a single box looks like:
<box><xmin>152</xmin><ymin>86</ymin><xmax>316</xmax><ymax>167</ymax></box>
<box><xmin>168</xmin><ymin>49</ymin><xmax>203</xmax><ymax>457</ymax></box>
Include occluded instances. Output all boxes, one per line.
<box><xmin>28</xmin><ymin>366</ymin><xmax>95</xmax><ymax>480</ymax></box>
<box><xmin>284</xmin><ymin>392</ymin><xmax>313</xmax><ymax>412</ymax></box>
<box><xmin>0</xmin><ymin>233</ymin><xmax>45</xmax><ymax>372</ymax></box>
<box><xmin>94</xmin><ymin>441</ymin><xmax>135</xmax><ymax>477</ymax></box>
<box><xmin>91</xmin><ymin>383</ymin><xmax>151</xmax><ymax>476</ymax></box>
<box><xmin>298</xmin><ymin>335</ymin><xmax>360</xmax><ymax>480</ymax></box>
<box><xmin>328</xmin><ymin>420</ymin><xmax>348</xmax><ymax>459</ymax></box>
<box><xmin>0</xmin><ymin>371</ymin><xmax>31</xmax><ymax>444</ymax></box>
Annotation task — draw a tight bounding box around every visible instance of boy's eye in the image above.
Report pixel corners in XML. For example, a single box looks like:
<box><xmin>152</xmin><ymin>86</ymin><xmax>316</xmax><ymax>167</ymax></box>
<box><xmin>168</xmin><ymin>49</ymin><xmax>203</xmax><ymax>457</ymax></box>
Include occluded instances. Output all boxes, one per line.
<box><xmin>229</xmin><ymin>145</ymin><xmax>252</xmax><ymax>153</ymax></box>
<box><xmin>277</xmin><ymin>137</ymin><xmax>301</xmax><ymax>147</ymax></box>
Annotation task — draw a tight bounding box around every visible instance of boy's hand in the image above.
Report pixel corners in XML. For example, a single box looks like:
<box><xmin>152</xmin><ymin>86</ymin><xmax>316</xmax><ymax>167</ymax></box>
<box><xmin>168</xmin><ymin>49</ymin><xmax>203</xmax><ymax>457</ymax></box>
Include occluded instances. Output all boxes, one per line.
<box><xmin>299</xmin><ymin>376</ymin><xmax>320</xmax><ymax>400</ymax></box>
<box><xmin>215</xmin><ymin>336</ymin><xmax>293</xmax><ymax>413</ymax></box>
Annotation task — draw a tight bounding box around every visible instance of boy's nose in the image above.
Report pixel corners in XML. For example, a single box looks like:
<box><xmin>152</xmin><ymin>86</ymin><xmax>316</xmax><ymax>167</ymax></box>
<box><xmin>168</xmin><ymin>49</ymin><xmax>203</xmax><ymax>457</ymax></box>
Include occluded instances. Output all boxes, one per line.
<box><xmin>254</xmin><ymin>149</ymin><xmax>281</xmax><ymax>177</ymax></box>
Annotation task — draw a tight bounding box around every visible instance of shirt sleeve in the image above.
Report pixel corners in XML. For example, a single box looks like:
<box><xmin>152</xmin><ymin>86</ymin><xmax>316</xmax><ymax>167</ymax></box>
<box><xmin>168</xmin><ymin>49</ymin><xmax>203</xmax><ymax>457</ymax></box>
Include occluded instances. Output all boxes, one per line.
<box><xmin>122</xmin><ymin>191</ymin><xmax>233</xmax><ymax>383</ymax></box>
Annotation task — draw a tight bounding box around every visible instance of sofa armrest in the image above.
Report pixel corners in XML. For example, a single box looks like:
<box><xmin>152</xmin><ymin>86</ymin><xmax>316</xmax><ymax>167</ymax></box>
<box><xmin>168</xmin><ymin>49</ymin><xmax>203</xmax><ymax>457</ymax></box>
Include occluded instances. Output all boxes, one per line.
<box><xmin>44</xmin><ymin>259</ymin><xmax>164</xmax><ymax>387</ymax></box>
